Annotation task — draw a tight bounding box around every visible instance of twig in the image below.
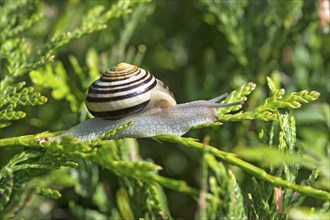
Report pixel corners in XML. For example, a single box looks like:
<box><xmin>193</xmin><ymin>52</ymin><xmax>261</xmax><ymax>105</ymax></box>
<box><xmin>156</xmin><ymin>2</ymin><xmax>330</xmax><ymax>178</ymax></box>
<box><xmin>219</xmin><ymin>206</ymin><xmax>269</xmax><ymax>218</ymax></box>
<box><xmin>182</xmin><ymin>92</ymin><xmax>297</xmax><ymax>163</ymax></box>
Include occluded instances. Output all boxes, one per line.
<box><xmin>155</xmin><ymin>135</ymin><xmax>330</xmax><ymax>201</ymax></box>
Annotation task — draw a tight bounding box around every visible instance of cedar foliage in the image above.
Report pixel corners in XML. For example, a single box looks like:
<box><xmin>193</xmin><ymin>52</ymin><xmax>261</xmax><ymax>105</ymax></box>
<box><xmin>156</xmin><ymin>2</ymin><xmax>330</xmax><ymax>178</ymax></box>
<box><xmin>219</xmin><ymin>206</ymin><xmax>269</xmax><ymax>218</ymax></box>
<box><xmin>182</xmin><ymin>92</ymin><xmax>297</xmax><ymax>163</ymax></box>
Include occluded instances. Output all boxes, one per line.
<box><xmin>0</xmin><ymin>1</ymin><xmax>329</xmax><ymax>219</ymax></box>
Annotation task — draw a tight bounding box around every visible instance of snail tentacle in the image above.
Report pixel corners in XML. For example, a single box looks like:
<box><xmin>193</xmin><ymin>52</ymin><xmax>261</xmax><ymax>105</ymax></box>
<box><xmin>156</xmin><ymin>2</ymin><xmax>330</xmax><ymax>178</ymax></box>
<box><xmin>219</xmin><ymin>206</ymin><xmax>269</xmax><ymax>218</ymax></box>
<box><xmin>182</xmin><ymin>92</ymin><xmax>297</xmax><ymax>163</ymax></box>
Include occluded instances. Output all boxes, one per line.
<box><xmin>208</xmin><ymin>93</ymin><xmax>228</xmax><ymax>103</ymax></box>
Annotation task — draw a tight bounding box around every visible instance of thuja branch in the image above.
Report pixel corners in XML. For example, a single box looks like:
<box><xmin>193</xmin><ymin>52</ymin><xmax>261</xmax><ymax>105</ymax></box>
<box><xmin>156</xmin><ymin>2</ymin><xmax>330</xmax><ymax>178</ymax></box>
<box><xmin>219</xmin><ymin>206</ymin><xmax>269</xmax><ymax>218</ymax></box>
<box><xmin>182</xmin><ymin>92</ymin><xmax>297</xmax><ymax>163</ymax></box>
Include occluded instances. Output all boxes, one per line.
<box><xmin>0</xmin><ymin>132</ymin><xmax>60</xmax><ymax>149</ymax></box>
<box><xmin>0</xmin><ymin>133</ymin><xmax>214</xmax><ymax>201</ymax></box>
<box><xmin>155</xmin><ymin>135</ymin><xmax>330</xmax><ymax>201</ymax></box>
<box><xmin>152</xmin><ymin>175</ymin><xmax>200</xmax><ymax>198</ymax></box>
<box><xmin>2</xmin><ymin>132</ymin><xmax>328</xmax><ymax>200</ymax></box>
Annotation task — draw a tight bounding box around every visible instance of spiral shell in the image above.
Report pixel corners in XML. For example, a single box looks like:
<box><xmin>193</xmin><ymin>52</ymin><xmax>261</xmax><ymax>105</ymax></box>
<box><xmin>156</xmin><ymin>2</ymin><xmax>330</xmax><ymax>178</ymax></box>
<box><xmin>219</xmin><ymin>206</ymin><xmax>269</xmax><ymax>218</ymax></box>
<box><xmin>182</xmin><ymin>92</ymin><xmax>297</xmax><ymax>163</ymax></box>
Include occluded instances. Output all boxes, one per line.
<box><xmin>85</xmin><ymin>62</ymin><xmax>176</xmax><ymax>120</ymax></box>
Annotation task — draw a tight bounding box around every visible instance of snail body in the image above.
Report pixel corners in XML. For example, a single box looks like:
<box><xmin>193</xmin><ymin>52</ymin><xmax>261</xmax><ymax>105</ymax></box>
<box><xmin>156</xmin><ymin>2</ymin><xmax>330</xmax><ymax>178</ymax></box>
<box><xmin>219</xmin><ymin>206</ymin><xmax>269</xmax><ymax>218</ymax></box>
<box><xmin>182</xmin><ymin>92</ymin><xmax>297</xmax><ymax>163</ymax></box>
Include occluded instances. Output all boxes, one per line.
<box><xmin>53</xmin><ymin>63</ymin><xmax>242</xmax><ymax>141</ymax></box>
<box><xmin>59</xmin><ymin>99</ymin><xmax>220</xmax><ymax>141</ymax></box>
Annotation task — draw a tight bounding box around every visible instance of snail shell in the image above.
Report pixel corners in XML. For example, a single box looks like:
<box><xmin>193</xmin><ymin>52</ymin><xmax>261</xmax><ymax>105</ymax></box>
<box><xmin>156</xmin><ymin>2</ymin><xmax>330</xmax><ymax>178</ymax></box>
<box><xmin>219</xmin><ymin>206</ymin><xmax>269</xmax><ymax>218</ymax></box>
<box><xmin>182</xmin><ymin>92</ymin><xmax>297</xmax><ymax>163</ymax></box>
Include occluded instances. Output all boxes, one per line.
<box><xmin>85</xmin><ymin>62</ymin><xmax>176</xmax><ymax>120</ymax></box>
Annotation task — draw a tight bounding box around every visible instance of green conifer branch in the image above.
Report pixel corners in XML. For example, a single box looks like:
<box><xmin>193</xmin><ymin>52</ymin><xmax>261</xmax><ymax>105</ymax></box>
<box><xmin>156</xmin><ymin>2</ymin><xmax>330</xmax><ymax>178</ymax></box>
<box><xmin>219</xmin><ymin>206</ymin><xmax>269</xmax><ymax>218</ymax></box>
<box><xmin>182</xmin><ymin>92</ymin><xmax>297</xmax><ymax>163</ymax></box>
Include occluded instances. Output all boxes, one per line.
<box><xmin>0</xmin><ymin>0</ymin><xmax>140</xmax><ymax>88</ymax></box>
<box><xmin>217</xmin><ymin>82</ymin><xmax>256</xmax><ymax>115</ymax></box>
<box><xmin>0</xmin><ymin>0</ymin><xmax>38</xmax><ymax>41</ymax></box>
<box><xmin>155</xmin><ymin>135</ymin><xmax>330</xmax><ymax>201</ymax></box>
<box><xmin>219</xmin><ymin>77</ymin><xmax>320</xmax><ymax>122</ymax></box>
<box><xmin>3</xmin><ymin>131</ymin><xmax>327</xmax><ymax>201</ymax></box>
<box><xmin>0</xmin><ymin>134</ymin><xmax>208</xmax><ymax>200</ymax></box>
<box><xmin>1</xmin><ymin>0</ymin><xmax>326</xmax><ymax>218</ymax></box>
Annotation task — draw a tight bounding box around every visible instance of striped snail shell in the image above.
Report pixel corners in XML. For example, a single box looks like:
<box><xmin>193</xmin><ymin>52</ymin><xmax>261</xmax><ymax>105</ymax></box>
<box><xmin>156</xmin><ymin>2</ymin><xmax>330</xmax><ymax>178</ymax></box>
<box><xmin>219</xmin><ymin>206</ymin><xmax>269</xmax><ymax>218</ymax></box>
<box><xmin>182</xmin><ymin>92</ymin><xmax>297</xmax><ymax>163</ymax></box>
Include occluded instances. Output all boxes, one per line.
<box><xmin>50</xmin><ymin>63</ymin><xmax>244</xmax><ymax>141</ymax></box>
<box><xmin>85</xmin><ymin>62</ymin><xmax>176</xmax><ymax>120</ymax></box>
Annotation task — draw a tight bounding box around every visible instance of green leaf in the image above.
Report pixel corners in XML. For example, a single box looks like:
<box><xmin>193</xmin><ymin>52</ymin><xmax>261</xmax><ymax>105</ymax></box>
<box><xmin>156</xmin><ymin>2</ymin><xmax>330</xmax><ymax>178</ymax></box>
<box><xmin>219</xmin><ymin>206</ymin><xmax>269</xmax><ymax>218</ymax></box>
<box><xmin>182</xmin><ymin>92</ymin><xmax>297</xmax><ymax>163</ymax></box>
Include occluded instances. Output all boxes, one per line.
<box><xmin>40</xmin><ymin>188</ymin><xmax>61</xmax><ymax>199</ymax></box>
<box><xmin>116</xmin><ymin>188</ymin><xmax>135</xmax><ymax>220</ymax></box>
<box><xmin>227</xmin><ymin>170</ymin><xmax>247</xmax><ymax>219</ymax></box>
<box><xmin>234</xmin><ymin>146</ymin><xmax>316</xmax><ymax>170</ymax></box>
<box><xmin>217</xmin><ymin>82</ymin><xmax>256</xmax><ymax>115</ymax></box>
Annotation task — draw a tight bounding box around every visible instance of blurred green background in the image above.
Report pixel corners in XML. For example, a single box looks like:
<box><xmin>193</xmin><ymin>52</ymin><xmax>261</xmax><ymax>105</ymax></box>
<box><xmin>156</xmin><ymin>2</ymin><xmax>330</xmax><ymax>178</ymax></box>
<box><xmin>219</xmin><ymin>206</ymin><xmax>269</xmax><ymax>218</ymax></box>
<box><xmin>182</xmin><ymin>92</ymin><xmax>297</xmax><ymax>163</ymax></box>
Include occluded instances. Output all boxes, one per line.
<box><xmin>1</xmin><ymin>0</ymin><xmax>329</xmax><ymax>219</ymax></box>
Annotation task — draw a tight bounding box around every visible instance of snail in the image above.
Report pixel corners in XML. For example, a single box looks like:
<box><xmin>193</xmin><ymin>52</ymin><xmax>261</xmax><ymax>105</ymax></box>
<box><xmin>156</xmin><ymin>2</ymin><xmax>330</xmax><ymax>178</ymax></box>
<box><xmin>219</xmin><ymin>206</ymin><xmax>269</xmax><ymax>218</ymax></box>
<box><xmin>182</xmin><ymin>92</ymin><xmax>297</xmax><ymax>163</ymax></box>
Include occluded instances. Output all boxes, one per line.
<box><xmin>53</xmin><ymin>63</ymin><xmax>243</xmax><ymax>141</ymax></box>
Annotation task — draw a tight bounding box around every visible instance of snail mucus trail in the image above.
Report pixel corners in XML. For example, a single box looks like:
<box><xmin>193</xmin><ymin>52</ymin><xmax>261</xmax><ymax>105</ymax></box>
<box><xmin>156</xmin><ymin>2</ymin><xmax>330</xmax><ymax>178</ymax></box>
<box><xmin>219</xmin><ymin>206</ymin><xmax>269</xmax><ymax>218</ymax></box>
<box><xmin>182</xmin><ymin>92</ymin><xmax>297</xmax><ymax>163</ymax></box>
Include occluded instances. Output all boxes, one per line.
<box><xmin>53</xmin><ymin>62</ymin><xmax>243</xmax><ymax>141</ymax></box>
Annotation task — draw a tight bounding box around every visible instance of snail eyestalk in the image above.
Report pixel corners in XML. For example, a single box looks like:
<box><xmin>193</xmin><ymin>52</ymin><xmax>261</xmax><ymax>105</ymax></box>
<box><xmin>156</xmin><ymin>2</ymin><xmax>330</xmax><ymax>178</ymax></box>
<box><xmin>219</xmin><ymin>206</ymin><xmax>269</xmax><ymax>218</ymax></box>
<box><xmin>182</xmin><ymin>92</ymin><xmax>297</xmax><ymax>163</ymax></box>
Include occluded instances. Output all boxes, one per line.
<box><xmin>208</xmin><ymin>93</ymin><xmax>244</xmax><ymax>108</ymax></box>
<box><xmin>208</xmin><ymin>93</ymin><xmax>228</xmax><ymax>103</ymax></box>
